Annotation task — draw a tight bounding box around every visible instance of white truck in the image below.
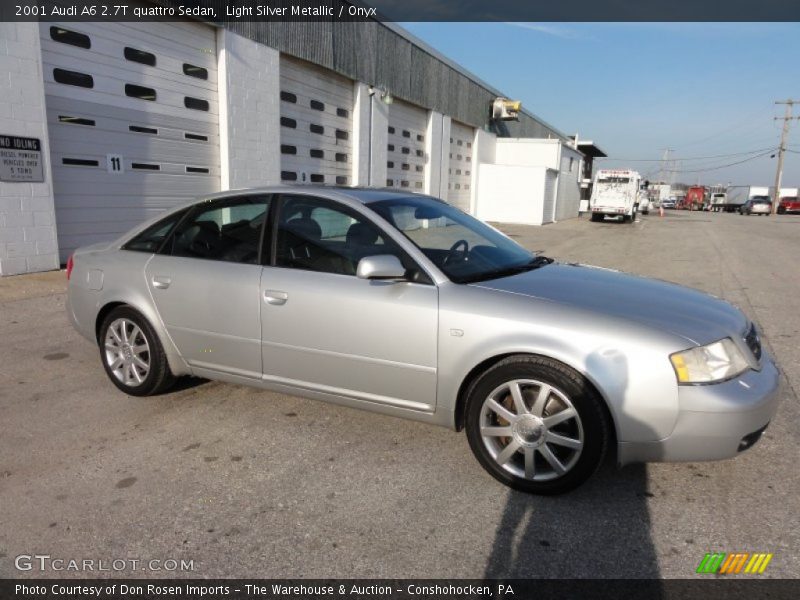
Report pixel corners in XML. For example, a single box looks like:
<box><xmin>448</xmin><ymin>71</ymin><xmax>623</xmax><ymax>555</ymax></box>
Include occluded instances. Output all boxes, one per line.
<box><xmin>589</xmin><ymin>169</ymin><xmax>642</xmax><ymax>223</ymax></box>
<box><xmin>725</xmin><ymin>186</ymin><xmax>769</xmax><ymax>213</ymax></box>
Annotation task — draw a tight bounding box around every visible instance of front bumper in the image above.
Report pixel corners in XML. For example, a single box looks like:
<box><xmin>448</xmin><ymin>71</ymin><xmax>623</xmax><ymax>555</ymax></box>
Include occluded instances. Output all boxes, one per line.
<box><xmin>618</xmin><ymin>353</ymin><xmax>781</xmax><ymax>465</ymax></box>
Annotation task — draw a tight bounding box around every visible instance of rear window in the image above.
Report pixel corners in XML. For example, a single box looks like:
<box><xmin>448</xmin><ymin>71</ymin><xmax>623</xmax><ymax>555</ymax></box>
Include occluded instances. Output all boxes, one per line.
<box><xmin>123</xmin><ymin>210</ymin><xmax>186</xmax><ymax>253</ymax></box>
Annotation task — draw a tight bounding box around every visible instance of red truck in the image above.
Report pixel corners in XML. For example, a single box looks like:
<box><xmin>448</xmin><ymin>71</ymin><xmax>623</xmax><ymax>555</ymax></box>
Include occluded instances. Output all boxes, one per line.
<box><xmin>679</xmin><ymin>186</ymin><xmax>706</xmax><ymax>210</ymax></box>
<box><xmin>778</xmin><ymin>196</ymin><xmax>800</xmax><ymax>214</ymax></box>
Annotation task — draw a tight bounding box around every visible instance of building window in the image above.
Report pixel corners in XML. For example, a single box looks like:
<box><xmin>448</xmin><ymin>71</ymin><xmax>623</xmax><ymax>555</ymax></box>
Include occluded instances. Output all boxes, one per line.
<box><xmin>131</xmin><ymin>162</ymin><xmax>160</xmax><ymax>171</ymax></box>
<box><xmin>124</xmin><ymin>47</ymin><xmax>156</xmax><ymax>66</ymax></box>
<box><xmin>335</xmin><ymin>129</ymin><xmax>348</xmax><ymax>141</ymax></box>
<box><xmin>62</xmin><ymin>158</ymin><xmax>99</xmax><ymax>167</ymax></box>
<box><xmin>125</xmin><ymin>84</ymin><xmax>156</xmax><ymax>101</ymax></box>
<box><xmin>310</xmin><ymin>174</ymin><xmax>325</xmax><ymax>183</ymax></box>
<box><xmin>310</xmin><ymin>124</ymin><xmax>324</xmax><ymax>135</ymax></box>
<box><xmin>417</xmin><ymin>134</ymin><xmax>424</xmax><ymax>142</ymax></box>
<box><xmin>386</xmin><ymin>179</ymin><xmax>393</xmax><ymax>186</ymax></box>
<box><xmin>336</xmin><ymin>176</ymin><xmax>347</xmax><ymax>185</ymax></box>
<box><xmin>310</xmin><ymin>100</ymin><xmax>324</xmax><ymax>111</ymax></box>
<box><xmin>185</xmin><ymin>133</ymin><xmax>208</xmax><ymax>141</ymax></box>
<box><xmin>184</xmin><ymin>97</ymin><xmax>209</xmax><ymax>111</ymax></box>
<box><xmin>280</xmin><ymin>117</ymin><xmax>297</xmax><ymax>129</ymax></box>
<box><xmin>401</xmin><ymin>147</ymin><xmax>410</xmax><ymax>155</ymax></box>
<box><xmin>388</xmin><ymin>144</ymin><xmax>395</xmax><ymax>152</ymax></box>
<box><xmin>183</xmin><ymin>64</ymin><xmax>208</xmax><ymax>80</ymax></box>
<box><xmin>388</xmin><ymin>126</ymin><xmax>395</xmax><ymax>134</ymax></box>
<box><xmin>58</xmin><ymin>116</ymin><xmax>95</xmax><ymax>126</ymax></box>
<box><xmin>402</xmin><ymin>130</ymin><xmax>411</xmax><ymax>138</ymax></box>
<box><xmin>186</xmin><ymin>166</ymin><xmax>210</xmax><ymax>174</ymax></box>
<box><xmin>337</xmin><ymin>108</ymin><xmax>349</xmax><ymax>118</ymax></box>
<box><xmin>280</xmin><ymin>91</ymin><xmax>297</xmax><ymax>103</ymax></box>
<box><xmin>335</xmin><ymin>153</ymin><xmax>347</xmax><ymax>163</ymax></box>
<box><xmin>54</xmin><ymin>69</ymin><xmax>93</xmax><ymax>89</ymax></box>
<box><xmin>50</xmin><ymin>27</ymin><xmax>90</xmax><ymax>49</ymax></box>
<box><xmin>280</xmin><ymin>145</ymin><xmax>297</xmax><ymax>155</ymax></box>
<box><xmin>281</xmin><ymin>171</ymin><xmax>297</xmax><ymax>181</ymax></box>
<box><xmin>310</xmin><ymin>149</ymin><xmax>324</xmax><ymax>159</ymax></box>
<box><xmin>387</xmin><ymin>161</ymin><xmax>394</xmax><ymax>169</ymax></box>
<box><xmin>129</xmin><ymin>125</ymin><xmax>158</xmax><ymax>135</ymax></box>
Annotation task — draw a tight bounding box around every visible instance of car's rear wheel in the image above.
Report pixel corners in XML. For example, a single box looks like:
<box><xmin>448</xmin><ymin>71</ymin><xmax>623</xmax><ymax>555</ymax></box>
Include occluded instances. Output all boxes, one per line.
<box><xmin>465</xmin><ymin>356</ymin><xmax>610</xmax><ymax>494</ymax></box>
<box><xmin>100</xmin><ymin>306</ymin><xmax>175</xmax><ymax>396</ymax></box>
<box><xmin>590</xmin><ymin>213</ymin><xmax>603</xmax><ymax>222</ymax></box>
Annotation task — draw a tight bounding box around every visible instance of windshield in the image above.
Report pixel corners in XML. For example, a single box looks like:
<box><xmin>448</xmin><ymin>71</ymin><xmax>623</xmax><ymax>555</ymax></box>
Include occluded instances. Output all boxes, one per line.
<box><xmin>367</xmin><ymin>196</ymin><xmax>538</xmax><ymax>283</ymax></box>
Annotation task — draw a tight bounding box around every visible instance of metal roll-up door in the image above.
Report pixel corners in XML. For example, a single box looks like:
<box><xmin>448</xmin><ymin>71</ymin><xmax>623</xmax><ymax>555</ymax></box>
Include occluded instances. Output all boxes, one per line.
<box><xmin>447</xmin><ymin>120</ymin><xmax>474</xmax><ymax>211</ymax></box>
<box><xmin>386</xmin><ymin>101</ymin><xmax>427</xmax><ymax>192</ymax></box>
<box><xmin>41</xmin><ymin>21</ymin><xmax>220</xmax><ymax>261</ymax></box>
<box><xmin>279</xmin><ymin>56</ymin><xmax>354</xmax><ymax>187</ymax></box>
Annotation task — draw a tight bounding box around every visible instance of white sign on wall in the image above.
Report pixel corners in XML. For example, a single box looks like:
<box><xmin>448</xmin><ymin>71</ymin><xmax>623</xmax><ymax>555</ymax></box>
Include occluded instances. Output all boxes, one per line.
<box><xmin>0</xmin><ymin>135</ymin><xmax>44</xmax><ymax>182</ymax></box>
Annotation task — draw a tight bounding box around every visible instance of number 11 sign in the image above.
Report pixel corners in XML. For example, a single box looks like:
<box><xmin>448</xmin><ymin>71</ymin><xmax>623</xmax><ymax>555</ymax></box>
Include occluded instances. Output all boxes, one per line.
<box><xmin>106</xmin><ymin>154</ymin><xmax>124</xmax><ymax>174</ymax></box>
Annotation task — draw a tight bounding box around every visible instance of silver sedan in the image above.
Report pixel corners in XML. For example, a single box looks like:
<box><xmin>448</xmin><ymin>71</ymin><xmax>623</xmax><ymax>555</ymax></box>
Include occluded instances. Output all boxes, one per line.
<box><xmin>66</xmin><ymin>187</ymin><xmax>780</xmax><ymax>494</ymax></box>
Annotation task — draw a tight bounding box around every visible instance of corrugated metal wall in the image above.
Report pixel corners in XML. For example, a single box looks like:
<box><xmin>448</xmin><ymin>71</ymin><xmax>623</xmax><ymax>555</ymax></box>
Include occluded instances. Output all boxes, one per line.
<box><xmin>156</xmin><ymin>1</ymin><xmax>565</xmax><ymax>140</ymax></box>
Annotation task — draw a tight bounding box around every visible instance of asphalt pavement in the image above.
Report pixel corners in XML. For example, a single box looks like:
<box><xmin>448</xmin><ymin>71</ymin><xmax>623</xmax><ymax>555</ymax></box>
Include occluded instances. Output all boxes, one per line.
<box><xmin>0</xmin><ymin>209</ymin><xmax>797</xmax><ymax>579</ymax></box>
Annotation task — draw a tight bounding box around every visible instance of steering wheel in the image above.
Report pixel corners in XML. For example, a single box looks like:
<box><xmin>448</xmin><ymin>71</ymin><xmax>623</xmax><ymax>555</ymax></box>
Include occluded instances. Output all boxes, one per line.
<box><xmin>443</xmin><ymin>239</ymin><xmax>469</xmax><ymax>266</ymax></box>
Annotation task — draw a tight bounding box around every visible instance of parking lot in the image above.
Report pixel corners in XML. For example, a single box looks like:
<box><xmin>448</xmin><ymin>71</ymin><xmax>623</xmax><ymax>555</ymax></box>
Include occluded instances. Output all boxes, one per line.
<box><xmin>0</xmin><ymin>209</ymin><xmax>798</xmax><ymax>579</ymax></box>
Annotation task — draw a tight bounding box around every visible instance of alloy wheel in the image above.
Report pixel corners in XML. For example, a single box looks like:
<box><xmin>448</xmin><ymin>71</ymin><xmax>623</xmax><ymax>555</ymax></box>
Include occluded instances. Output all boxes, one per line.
<box><xmin>104</xmin><ymin>318</ymin><xmax>151</xmax><ymax>387</ymax></box>
<box><xmin>479</xmin><ymin>379</ymin><xmax>584</xmax><ymax>482</ymax></box>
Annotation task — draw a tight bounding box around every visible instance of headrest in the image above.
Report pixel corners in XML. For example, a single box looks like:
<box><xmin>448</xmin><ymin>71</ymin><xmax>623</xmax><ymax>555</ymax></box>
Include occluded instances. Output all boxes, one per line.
<box><xmin>285</xmin><ymin>217</ymin><xmax>321</xmax><ymax>240</ymax></box>
<box><xmin>346</xmin><ymin>222</ymin><xmax>379</xmax><ymax>246</ymax></box>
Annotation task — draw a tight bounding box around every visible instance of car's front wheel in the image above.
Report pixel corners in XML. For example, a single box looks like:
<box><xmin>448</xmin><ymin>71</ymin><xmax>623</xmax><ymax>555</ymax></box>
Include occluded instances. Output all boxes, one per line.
<box><xmin>465</xmin><ymin>356</ymin><xmax>610</xmax><ymax>494</ymax></box>
<box><xmin>100</xmin><ymin>306</ymin><xmax>175</xmax><ymax>396</ymax></box>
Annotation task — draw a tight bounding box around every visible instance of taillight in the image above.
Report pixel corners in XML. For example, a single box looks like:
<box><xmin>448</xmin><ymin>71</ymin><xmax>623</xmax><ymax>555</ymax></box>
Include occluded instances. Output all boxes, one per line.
<box><xmin>66</xmin><ymin>254</ymin><xmax>74</xmax><ymax>280</ymax></box>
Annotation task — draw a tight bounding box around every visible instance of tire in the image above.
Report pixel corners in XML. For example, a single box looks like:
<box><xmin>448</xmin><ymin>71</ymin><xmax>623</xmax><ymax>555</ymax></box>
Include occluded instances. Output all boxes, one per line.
<box><xmin>99</xmin><ymin>306</ymin><xmax>176</xmax><ymax>396</ymax></box>
<box><xmin>465</xmin><ymin>355</ymin><xmax>610</xmax><ymax>495</ymax></box>
<box><xmin>590</xmin><ymin>213</ymin><xmax>603</xmax><ymax>222</ymax></box>
<box><xmin>777</xmin><ymin>207</ymin><xmax>786</xmax><ymax>215</ymax></box>
<box><xmin>629</xmin><ymin>210</ymin><xmax>636</xmax><ymax>223</ymax></box>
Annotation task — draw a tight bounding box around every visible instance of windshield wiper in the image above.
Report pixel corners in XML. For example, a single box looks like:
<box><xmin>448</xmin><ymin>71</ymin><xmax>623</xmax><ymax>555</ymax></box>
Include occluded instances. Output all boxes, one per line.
<box><xmin>459</xmin><ymin>255</ymin><xmax>554</xmax><ymax>284</ymax></box>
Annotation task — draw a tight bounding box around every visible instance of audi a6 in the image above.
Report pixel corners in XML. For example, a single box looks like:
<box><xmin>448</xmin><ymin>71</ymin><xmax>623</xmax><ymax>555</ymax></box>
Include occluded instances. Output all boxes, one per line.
<box><xmin>67</xmin><ymin>187</ymin><xmax>780</xmax><ymax>494</ymax></box>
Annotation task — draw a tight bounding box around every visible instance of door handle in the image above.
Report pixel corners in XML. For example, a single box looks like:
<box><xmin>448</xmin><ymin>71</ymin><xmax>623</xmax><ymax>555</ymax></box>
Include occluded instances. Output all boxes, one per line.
<box><xmin>152</xmin><ymin>276</ymin><xmax>171</xmax><ymax>290</ymax></box>
<box><xmin>264</xmin><ymin>290</ymin><xmax>288</xmax><ymax>306</ymax></box>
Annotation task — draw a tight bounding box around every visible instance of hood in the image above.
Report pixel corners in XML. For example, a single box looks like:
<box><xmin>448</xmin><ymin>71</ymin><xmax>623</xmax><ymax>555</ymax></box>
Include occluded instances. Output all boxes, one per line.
<box><xmin>471</xmin><ymin>263</ymin><xmax>749</xmax><ymax>346</ymax></box>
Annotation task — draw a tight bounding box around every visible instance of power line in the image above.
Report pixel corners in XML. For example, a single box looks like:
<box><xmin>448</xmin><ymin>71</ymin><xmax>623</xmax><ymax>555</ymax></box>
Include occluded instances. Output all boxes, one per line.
<box><xmin>661</xmin><ymin>149</ymin><xmax>775</xmax><ymax>174</ymax></box>
<box><xmin>598</xmin><ymin>146</ymin><xmax>775</xmax><ymax>162</ymax></box>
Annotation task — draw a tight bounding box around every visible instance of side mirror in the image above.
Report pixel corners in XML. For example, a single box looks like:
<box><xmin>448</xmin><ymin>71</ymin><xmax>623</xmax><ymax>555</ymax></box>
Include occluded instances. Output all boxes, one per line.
<box><xmin>356</xmin><ymin>255</ymin><xmax>407</xmax><ymax>281</ymax></box>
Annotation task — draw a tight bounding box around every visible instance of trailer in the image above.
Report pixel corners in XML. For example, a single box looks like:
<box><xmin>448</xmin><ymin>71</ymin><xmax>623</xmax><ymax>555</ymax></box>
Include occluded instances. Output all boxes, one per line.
<box><xmin>680</xmin><ymin>186</ymin><xmax>706</xmax><ymax>210</ymax></box>
<box><xmin>722</xmin><ymin>186</ymin><xmax>769</xmax><ymax>213</ymax></box>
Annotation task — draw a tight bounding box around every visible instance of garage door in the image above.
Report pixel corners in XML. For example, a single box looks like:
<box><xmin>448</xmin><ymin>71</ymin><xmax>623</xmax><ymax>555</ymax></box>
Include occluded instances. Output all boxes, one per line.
<box><xmin>386</xmin><ymin>101</ymin><xmax>427</xmax><ymax>192</ymax></box>
<box><xmin>447</xmin><ymin>120</ymin><xmax>474</xmax><ymax>211</ymax></box>
<box><xmin>41</xmin><ymin>21</ymin><xmax>220</xmax><ymax>261</ymax></box>
<box><xmin>279</xmin><ymin>56</ymin><xmax>353</xmax><ymax>187</ymax></box>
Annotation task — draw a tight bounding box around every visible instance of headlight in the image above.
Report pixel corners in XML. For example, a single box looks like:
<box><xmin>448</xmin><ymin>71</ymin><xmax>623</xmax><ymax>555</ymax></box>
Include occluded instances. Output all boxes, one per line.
<box><xmin>669</xmin><ymin>338</ymin><xmax>749</xmax><ymax>384</ymax></box>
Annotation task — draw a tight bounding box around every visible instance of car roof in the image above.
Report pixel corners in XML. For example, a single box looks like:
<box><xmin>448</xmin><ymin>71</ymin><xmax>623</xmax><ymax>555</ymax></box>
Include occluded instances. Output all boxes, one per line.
<box><xmin>201</xmin><ymin>185</ymin><xmax>434</xmax><ymax>205</ymax></box>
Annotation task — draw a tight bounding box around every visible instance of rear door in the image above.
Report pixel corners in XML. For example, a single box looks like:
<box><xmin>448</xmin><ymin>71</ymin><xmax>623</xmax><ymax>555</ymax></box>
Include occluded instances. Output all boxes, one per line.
<box><xmin>145</xmin><ymin>194</ymin><xmax>271</xmax><ymax>378</ymax></box>
<box><xmin>259</xmin><ymin>194</ymin><xmax>439</xmax><ymax>411</ymax></box>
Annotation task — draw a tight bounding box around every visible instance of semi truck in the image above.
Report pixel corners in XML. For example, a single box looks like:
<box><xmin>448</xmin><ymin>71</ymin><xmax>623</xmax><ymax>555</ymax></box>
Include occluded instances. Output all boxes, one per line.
<box><xmin>589</xmin><ymin>169</ymin><xmax>641</xmax><ymax>223</ymax></box>
<box><xmin>679</xmin><ymin>186</ymin><xmax>706</xmax><ymax>210</ymax></box>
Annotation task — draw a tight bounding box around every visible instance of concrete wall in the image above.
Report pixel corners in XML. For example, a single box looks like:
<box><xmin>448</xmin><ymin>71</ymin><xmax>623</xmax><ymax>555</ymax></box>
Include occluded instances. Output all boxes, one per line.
<box><xmin>476</xmin><ymin>164</ymin><xmax>552</xmax><ymax>226</ymax></box>
<box><xmin>495</xmin><ymin>138</ymin><xmax>561</xmax><ymax>169</ymax></box>
<box><xmin>0</xmin><ymin>22</ymin><xmax>59</xmax><ymax>276</ymax></box>
<box><xmin>217</xmin><ymin>30</ymin><xmax>281</xmax><ymax>190</ymax></box>
<box><xmin>554</xmin><ymin>145</ymin><xmax>583</xmax><ymax>221</ymax></box>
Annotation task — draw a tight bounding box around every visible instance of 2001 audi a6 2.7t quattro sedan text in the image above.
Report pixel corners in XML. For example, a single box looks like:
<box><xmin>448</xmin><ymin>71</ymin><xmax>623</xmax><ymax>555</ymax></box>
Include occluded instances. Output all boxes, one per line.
<box><xmin>66</xmin><ymin>187</ymin><xmax>780</xmax><ymax>494</ymax></box>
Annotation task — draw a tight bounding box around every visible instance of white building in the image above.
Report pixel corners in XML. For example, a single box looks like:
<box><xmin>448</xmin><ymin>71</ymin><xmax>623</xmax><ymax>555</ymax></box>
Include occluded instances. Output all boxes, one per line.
<box><xmin>0</xmin><ymin>14</ymin><xmax>596</xmax><ymax>276</ymax></box>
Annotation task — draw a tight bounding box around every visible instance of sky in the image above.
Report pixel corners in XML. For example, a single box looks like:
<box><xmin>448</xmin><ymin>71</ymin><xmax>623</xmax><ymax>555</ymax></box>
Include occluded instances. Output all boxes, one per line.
<box><xmin>401</xmin><ymin>22</ymin><xmax>800</xmax><ymax>189</ymax></box>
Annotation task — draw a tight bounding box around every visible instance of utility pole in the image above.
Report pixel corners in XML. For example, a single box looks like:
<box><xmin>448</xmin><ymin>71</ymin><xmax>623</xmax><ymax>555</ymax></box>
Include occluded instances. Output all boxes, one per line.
<box><xmin>658</xmin><ymin>148</ymin><xmax>673</xmax><ymax>184</ymax></box>
<box><xmin>772</xmin><ymin>100</ymin><xmax>799</xmax><ymax>214</ymax></box>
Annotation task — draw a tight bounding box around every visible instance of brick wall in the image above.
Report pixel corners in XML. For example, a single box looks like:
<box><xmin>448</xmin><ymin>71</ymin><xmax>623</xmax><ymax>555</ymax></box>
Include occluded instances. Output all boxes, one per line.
<box><xmin>217</xmin><ymin>30</ymin><xmax>281</xmax><ymax>190</ymax></box>
<box><xmin>0</xmin><ymin>22</ymin><xmax>59</xmax><ymax>276</ymax></box>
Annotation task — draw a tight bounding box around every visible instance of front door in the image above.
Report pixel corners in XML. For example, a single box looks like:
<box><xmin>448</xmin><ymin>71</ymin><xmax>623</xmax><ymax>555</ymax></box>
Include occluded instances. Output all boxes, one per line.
<box><xmin>260</xmin><ymin>194</ymin><xmax>438</xmax><ymax>411</ymax></box>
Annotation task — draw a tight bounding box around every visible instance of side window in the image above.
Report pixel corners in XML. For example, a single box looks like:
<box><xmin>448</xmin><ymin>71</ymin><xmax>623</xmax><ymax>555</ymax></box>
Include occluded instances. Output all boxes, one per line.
<box><xmin>123</xmin><ymin>210</ymin><xmax>186</xmax><ymax>253</ymax></box>
<box><xmin>167</xmin><ymin>196</ymin><xmax>270</xmax><ymax>264</ymax></box>
<box><xmin>275</xmin><ymin>195</ymin><xmax>429</xmax><ymax>282</ymax></box>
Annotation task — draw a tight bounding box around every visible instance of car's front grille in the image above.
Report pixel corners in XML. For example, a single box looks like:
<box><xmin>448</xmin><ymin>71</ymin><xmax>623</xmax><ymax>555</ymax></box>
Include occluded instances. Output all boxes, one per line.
<box><xmin>745</xmin><ymin>323</ymin><xmax>762</xmax><ymax>361</ymax></box>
